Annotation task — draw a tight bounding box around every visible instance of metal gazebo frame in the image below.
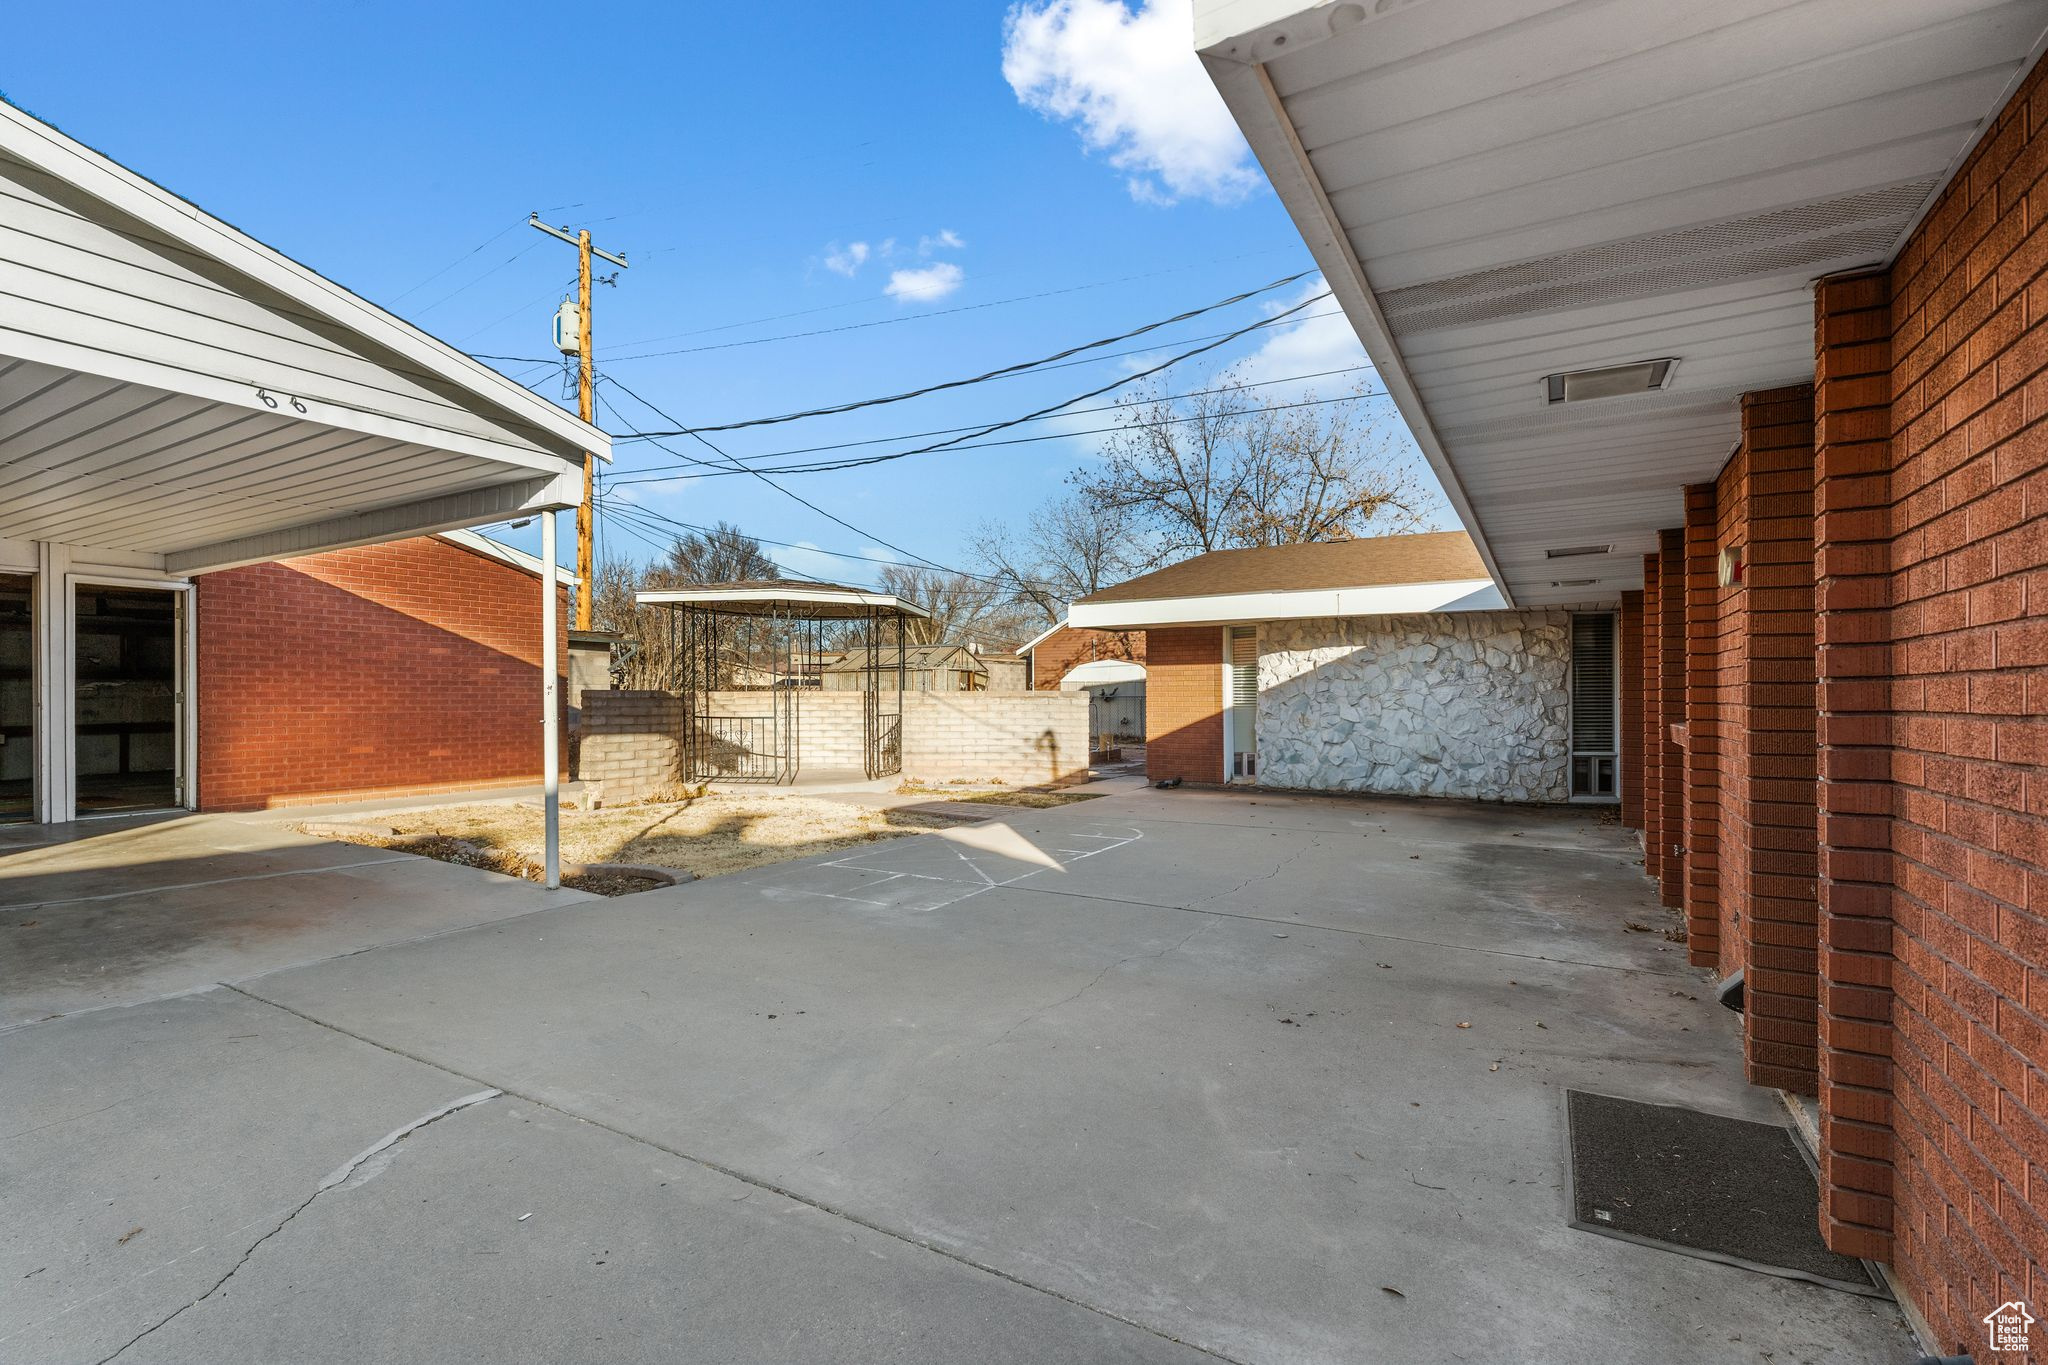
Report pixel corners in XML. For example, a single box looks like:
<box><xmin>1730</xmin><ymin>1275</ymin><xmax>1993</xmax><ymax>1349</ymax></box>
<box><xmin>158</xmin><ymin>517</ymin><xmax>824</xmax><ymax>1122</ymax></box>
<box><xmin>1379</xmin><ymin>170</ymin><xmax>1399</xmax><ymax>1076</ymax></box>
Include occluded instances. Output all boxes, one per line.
<box><xmin>634</xmin><ymin>582</ymin><xmax>928</xmax><ymax>784</ymax></box>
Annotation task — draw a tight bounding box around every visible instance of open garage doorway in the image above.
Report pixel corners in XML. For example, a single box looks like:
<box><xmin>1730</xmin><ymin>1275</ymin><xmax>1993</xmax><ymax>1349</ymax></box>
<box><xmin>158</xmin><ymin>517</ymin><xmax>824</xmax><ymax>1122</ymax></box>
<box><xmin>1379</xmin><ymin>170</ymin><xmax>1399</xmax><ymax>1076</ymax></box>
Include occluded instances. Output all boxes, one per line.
<box><xmin>74</xmin><ymin>584</ymin><xmax>181</xmax><ymax>815</ymax></box>
<box><xmin>1</xmin><ymin>575</ymin><xmax>27</xmax><ymax>822</ymax></box>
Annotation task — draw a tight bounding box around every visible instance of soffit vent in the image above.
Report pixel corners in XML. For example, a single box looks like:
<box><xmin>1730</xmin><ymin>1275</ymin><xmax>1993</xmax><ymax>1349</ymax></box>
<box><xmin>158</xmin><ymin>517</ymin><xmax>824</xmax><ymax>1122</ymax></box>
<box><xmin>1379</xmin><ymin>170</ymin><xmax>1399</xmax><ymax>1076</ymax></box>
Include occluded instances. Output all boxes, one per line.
<box><xmin>1545</xmin><ymin>545</ymin><xmax>1611</xmax><ymax>559</ymax></box>
<box><xmin>1377</xmin><ymin>178</ymin><xmax>1938</xmax><ymax>335</ymax></box>
<box><xmin>1545</xmin><ymin>359</ymin><xmax>1675</xmax><ymax>404</ymax></box>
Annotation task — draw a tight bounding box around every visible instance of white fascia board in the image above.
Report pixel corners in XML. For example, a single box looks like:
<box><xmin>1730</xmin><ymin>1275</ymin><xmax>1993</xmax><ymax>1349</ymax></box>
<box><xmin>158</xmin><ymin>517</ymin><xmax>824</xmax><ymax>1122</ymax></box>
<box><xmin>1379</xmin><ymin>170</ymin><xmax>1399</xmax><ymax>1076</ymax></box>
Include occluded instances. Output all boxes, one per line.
<box><xmin>0</xmin><ymin>102</ymin><xmax>610</xmax><ymax>464</ymax></box>
<box><xmin>165</xmin><ymin>470</ymin><xmax>579</xmax><ymax>574</ymax></box>
<box><xmin>0</xmin><ymin>330</ymin><xmax>581</xmax><ymax>480</ymax></box>
<box><xmin>1195</xmin><ymin>29</ymin><xmax>1513</xmax><ymax>607</ymax></box>
<box><xmin>437</xmin><ymin>527</ymin><xmax>581</xmax><ymax>587</ymax></box>
<box><xmin>1017</xmin><ymin>617</ymin><xmax>1070</xmax><ymax>657</ymax></box>
<box><xmin>1070</xmin><ymin>578</ymin><xmax>1504</xmax><ymax>630</ymax></box>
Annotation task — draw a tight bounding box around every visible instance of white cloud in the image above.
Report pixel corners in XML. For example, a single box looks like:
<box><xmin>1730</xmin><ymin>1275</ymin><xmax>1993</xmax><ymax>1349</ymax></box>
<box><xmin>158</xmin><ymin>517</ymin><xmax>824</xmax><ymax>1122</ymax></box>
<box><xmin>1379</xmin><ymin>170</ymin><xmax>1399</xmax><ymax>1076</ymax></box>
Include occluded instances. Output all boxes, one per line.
<box><xmin>823</xmin><ymin>240</ymin><xmax>871</xmax><ymax>277</ymax></box>
<box><xmin>918</xmin><ymin>228</ymin><xmax>965</xmax><ymax>256</ymax></box>
<box><xmin>1230</xmin><ymin>276</ymin><xmax>1369</xmax><ymax>395</ymax></box>
<box><xmin>885</xmin><ymin>261</ymin><xmax>966</xmax><ymax>303</ymax></box>
<box><xmin>1002</xmin><ymin>0</ymin><xmax>1260</xmax><ymax>206</ymax></box>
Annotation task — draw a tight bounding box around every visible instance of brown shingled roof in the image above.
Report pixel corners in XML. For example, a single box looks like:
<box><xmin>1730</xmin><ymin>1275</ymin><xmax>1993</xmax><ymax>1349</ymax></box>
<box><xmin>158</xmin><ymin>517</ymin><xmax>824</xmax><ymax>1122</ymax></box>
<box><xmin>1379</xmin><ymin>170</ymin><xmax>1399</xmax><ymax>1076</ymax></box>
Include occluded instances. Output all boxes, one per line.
<box><xmin>1077</xmin><ymin>530</ymin><xmax>1487</xmax><ymax>605</ymax></box>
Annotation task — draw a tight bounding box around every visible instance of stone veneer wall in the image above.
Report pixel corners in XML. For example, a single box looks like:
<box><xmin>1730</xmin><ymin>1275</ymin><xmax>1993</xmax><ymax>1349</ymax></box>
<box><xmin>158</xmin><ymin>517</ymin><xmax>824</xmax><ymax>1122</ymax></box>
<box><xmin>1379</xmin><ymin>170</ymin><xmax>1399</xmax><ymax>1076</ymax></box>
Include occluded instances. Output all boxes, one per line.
<box><xmin>1255</xmin><ymin>611</ymin><xmax>1571</xmax><ymax>801</ymax></box>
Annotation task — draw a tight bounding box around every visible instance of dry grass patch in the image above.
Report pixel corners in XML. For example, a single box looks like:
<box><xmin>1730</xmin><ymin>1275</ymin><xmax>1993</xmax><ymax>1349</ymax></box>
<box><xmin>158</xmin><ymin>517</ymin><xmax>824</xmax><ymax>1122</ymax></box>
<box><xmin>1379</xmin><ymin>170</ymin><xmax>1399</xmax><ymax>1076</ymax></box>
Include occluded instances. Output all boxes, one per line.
<box><xmin>904</xmin><ymin>787</ymin><xmax>1104</xmax><ymax>809</ymax></box>
<box><xmin>313</xmin><ymin>792</ymin><xmax>958</xmax><ymax>885</ymax></box>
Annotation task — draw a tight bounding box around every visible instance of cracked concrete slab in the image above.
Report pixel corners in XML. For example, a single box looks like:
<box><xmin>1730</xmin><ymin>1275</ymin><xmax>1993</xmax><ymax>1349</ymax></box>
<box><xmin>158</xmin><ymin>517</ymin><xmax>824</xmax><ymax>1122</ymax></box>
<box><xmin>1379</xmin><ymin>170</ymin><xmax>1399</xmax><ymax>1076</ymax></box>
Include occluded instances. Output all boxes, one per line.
<box><xmin>231</xmin><ymin>791</ymin><xmax>1912</xmax><ymax>1364</ymax></box>
<box><xmin>4</xmin><ymin>788</ymin><xmax>1915</xmax><ymax>1363</ymax></box>
<box><xmin>0</xmin><ymin>813</ymin><xmax>592</xmax><ymax>1026</ymax></box>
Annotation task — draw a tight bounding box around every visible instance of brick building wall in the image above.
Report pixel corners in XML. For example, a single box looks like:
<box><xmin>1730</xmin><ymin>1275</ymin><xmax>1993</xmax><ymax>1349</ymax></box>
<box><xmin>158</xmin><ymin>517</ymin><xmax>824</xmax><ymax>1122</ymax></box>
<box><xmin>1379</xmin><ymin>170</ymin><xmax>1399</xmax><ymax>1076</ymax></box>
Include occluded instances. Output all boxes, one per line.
<box><xmin>1144</xmin><ymin>627</ymin><xmax>1222</xmax><ymax>783</ymax></box>
<box><xmin>1027</xmin><ymin>625</ymin><xmax>1144</xmax><ymax>690</ymax></box>
<box><xmin>1616</xmin><ymin>56</ymin><xmax>2048</xmax><ymax>1350</ymax></box>
<box><xmin>197</xmin><ymin>536</ymin><xmax>567</xmax><ymax>811</ymax></box>
<box><xmin>1620</xmin><ymin>590</ymin><xmax>1644</xmax><ymax>829</ymax></box>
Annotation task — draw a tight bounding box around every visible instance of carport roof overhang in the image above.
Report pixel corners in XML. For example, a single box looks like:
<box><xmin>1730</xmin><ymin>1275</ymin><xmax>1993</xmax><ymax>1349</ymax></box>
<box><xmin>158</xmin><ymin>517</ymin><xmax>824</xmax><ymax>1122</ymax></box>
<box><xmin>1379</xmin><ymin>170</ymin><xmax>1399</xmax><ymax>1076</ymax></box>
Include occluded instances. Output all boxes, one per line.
<box><xmin>1196</xmin><ymin>0</ymin><xmax>2048</xmax><ymax>608</ymax></box>
<box><xmin>0</xmin><ymin>100</ymin><xmax>606</xmax><ymax>576</ymax></box>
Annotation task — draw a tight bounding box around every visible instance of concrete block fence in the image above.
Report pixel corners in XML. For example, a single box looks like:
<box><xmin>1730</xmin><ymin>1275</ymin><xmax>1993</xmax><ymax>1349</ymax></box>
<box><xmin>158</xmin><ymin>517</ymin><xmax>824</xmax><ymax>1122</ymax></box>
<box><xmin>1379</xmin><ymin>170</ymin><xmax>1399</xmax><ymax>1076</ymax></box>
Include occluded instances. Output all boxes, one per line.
<box><xmin>579</xmin><ymin>689</ymin><xmax>1088</xmax><ymax>800</ymax></box>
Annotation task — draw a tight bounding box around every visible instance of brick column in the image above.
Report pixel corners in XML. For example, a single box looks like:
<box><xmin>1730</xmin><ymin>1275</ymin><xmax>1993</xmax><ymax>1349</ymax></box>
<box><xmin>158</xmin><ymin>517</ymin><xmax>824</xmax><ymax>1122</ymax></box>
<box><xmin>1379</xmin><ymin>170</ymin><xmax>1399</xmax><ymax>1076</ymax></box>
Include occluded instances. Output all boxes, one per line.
<box><xmin>1657</xmin><ymin>528</ymin><xmax>1686</xmax><ymax>909</ymax></box>
<box><xmin>1144</xmin><ymin>627</ymin><xmax>1224</xmax><ymax>784</ymax></box>
<box><xmin>1619</xmin><ymin>590</ymin><xmax>1645</xmax><ymax>830</ymax></box>
<box><xmin>1682</xmin><ymin>484</ymin><xmax>1721</xmax><ymax>965</ymax></box>
<box><xmin>1811</xmin><ymin>271</ymin><xmax>1896</xmax><ymax>1262</ymax></box>
<box><xmin>1736</xmin><ymin>386</ymin><xmax>1821</xmax><ymax>1094</ymax></box>
<box><xmin>1640</xmin><ymin>555</ymin><xmax>1663</xmax><ymax>881</ymax></box>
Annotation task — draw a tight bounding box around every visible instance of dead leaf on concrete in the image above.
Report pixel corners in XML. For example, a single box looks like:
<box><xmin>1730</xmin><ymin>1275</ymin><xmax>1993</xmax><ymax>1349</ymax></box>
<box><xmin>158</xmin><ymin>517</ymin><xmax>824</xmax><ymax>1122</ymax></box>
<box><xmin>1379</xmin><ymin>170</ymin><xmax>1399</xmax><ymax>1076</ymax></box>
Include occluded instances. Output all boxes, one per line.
<box><xmin>117</xmin><ymin>1227</ymin><xmax>142</xmax><ymax>1245</ymax></box>
<box><xmin>1380</xmin><ymin>1286</ymin><xmax>1406</xmax><ymax>1298</ymax></box>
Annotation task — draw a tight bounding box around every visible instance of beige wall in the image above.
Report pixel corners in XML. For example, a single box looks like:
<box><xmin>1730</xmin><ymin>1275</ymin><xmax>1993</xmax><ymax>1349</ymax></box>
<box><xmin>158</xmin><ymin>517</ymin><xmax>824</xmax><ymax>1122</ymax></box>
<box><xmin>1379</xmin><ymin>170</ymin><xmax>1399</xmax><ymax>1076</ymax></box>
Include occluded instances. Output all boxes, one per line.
<box><xmin>579</xmin><ymin>688</ymin><xmax>1089</xmax><ymax>798</ymax></box>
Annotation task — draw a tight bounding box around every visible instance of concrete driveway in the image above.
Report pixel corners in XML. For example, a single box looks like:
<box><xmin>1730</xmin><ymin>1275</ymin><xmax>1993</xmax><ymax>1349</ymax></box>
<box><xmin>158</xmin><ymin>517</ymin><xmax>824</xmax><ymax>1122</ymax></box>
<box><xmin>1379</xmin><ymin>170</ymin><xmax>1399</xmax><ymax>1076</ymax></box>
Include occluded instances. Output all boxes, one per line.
<box><xmin>1</xmin><ymin>787</ymin><xmax>1914</xmax><ymax>1363</ymax></box>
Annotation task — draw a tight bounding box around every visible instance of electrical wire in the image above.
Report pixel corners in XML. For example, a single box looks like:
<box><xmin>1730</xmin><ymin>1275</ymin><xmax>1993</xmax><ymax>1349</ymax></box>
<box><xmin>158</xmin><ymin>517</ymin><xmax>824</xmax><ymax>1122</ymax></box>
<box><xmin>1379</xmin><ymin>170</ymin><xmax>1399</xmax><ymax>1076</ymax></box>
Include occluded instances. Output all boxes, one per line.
<box><xmin>622</xmin><ymin>270</ymin><xmax>1314</xmax><ymax>435</ymax></box>
<box><xmin>612</xmin><ymin>288</ymin><xmax>1335</xmax><ymax>482</ymax></box>
<box><xmin>602</xmin><ymin>387</ymin><xmax>1384</xmax><ymax>484</ymax></box>
<box><xmin>609</xmin><ymin>364</ymin><xmax>1373</xmax><ymax>468</ymax></box>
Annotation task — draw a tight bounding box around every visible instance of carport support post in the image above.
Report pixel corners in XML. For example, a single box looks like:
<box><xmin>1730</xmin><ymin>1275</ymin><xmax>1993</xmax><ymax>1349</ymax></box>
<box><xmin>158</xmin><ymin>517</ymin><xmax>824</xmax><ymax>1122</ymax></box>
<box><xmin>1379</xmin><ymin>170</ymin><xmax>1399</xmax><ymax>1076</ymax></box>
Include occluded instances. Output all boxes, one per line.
<box><xmin>541</xmin><ymin>509</ymin><xmax>561</xmax><ymax>889</ymax></box>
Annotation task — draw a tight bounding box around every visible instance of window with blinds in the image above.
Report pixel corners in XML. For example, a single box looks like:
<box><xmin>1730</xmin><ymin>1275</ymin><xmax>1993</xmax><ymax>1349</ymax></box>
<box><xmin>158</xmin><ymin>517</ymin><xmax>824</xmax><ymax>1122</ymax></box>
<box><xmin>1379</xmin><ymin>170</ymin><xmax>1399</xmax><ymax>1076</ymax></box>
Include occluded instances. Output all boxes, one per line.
<box><xmin>1569</xmin><ymin>613</ymin><xmax>1618</xmax><ymax>798</ymax></box>
<box><xmin>1228</xmin><ymin>626</ymin><xmax>1258</xmax><ymax>779</ymax></box>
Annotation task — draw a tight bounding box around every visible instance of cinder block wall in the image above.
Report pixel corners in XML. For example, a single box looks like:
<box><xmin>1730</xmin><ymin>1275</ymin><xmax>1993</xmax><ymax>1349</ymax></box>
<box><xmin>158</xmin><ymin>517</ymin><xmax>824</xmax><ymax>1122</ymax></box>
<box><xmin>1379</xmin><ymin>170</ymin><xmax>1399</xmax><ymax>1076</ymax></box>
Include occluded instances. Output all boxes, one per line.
<box><xmin>196</xmin><ymin>536</ymin><xmax>567</xmax><ymax>811</ymax></box>
<box><xmin>900</xmin><ymin>692</ymin><xmax>1088</xmax><ymax>785</ymax></box>
<box><xmin>578</xmin><ymin>689</ymin><xmax>1089</xmax><ymax>794</ymax></box>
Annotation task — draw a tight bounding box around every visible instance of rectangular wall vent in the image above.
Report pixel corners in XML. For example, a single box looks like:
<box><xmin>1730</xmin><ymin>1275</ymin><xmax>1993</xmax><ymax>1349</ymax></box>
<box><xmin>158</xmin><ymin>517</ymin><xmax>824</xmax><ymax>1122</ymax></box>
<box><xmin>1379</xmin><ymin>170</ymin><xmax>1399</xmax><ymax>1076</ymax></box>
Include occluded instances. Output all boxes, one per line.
<box><xmin>1545</xmin><ymin>544</ymin><xmax>1612</xmax><ymax>559</ymax></box>
<box><xmin>1544</xmin><ymin>359</ymin><xmax>1675</xmax><ymax>404</ymax></box>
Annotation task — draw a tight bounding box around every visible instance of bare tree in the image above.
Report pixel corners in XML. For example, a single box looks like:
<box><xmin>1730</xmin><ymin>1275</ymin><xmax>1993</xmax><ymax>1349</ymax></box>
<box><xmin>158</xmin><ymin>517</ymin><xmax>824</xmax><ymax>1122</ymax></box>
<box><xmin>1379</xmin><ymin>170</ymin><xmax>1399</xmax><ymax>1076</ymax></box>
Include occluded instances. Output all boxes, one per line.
<box><xmin>660</xmin><ymin>519</ymin><xmax>779</xmax><ymax>585</ymax></box>
<box><xmin>969</xmin><ymin>492</ymin><xmax>1143</xmax><ymax>626</ymax></box>
<box><xmin>875</xmin><ymin>564</ymin><xmax>1037</xmax><ymax>648</ymax></box>
<box><xmin>1070</xmin><ymin>371</ymin><xmax>1430</xmax><ymax>563</ymax></box>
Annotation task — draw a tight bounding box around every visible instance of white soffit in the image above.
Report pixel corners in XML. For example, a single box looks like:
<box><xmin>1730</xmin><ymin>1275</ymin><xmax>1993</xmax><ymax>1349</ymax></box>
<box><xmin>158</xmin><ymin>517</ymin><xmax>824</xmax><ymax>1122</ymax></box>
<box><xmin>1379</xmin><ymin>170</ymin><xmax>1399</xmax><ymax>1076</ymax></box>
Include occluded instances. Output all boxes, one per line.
<box><xmin>1199</xmin><ymin>0</ymin><xmax>2048</xmax><ymax>606</ymax></box>
<box><xmin>1069</xmin><ymin>577</ymin><xmax>1505</xmax><ymax>629</ymax></box>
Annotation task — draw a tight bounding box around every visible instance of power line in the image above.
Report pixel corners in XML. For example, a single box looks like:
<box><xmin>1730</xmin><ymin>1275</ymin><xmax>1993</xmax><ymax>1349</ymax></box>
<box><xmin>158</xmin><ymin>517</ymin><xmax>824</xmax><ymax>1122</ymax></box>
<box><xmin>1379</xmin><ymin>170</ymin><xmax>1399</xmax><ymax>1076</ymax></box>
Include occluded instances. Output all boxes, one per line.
<box><xmin>613</xmin><ymin>288</ymin><xmax>1335</xmax><ymax>481</ymax></box>
<box><xmin>387</xmin><ymin>218</ymin><xmax>525</xmax><ymax>304</ymax></box>
<box><xmin>622</xmin><ymin>270</ymin><xmax>1314</xmax><ymax>436</ymax></box>
<box><xmin>612</xmin><ymin>364</ymin><xmax>1373</xmax><ymax>466</ymax></box>
<box><xmin>595</xmin><ymin>376</ymin><xmax>986</xmax><ymax>580</ymax></box>
<box><xmin>603</xmin><ymin>387</ymin><xmax>1384</xmax><ymax>484</ymax></box>
<box><xmin>411</xmin><ymin>240</ymin><xmax>545</xmax><ymax>317</ymax></box>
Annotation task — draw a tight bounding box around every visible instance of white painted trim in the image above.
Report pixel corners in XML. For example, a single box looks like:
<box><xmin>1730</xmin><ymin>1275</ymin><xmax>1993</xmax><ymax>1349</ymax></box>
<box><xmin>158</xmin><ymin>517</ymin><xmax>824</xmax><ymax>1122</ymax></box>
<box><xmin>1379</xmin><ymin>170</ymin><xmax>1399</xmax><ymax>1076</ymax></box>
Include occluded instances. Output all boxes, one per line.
<box><xmin>541</xmin><ymin>509</ymin><xmax>560</xmax><ymax>889</ymax></box>
<box><xmin>1219</xmin><ymin>625</ymin><xmax>1236</xmax><ymax>786</ymax></box>
<box><xmin>1017</xmin><ymin>617</ymin><xmax>1069</xmax><ymax>658</ymax></box>
<box><xmin>1192</xmin><ymin>48</ymin><xmax>1512</xmax><ymax>605</ymax></box>
<box><xmin>437</xmin><ymin>527</ymin><xmax>582</xmax><ymax>586</ymax></box>
<box><xmin>1071</xmin><ymin>578</ymin><xmax>1503</xmax><ymax>631</ymax></box>
<box><xmin>0</xmin><ymin>100</ymin><xmax>610</xmax><ymax>464</ymax></box>
<box><xmin>164</xmin><ymin>471</ymin><xmax>580</xmax><ymax>574</ymax></box>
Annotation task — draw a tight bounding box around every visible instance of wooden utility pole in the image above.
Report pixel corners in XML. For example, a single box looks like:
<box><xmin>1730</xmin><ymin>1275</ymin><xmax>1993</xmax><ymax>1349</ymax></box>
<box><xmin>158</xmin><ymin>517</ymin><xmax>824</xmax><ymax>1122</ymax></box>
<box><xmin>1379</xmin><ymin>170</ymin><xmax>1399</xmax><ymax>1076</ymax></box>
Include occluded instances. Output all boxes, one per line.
<box><xmin>528</xmin><ymin>213</ymin><xmax>628</xmax><ymax>630</ymax></box>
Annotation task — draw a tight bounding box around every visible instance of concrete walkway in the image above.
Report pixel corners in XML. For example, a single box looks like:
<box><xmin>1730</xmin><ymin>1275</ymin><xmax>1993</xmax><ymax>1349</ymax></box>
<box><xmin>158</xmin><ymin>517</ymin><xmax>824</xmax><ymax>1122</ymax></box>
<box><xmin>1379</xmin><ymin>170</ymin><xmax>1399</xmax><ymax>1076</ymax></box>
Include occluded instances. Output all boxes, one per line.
<box><xmin>0</xmin><ymin>788</ymin><xmax>1915</xmax><ymax>1363</ymax></box>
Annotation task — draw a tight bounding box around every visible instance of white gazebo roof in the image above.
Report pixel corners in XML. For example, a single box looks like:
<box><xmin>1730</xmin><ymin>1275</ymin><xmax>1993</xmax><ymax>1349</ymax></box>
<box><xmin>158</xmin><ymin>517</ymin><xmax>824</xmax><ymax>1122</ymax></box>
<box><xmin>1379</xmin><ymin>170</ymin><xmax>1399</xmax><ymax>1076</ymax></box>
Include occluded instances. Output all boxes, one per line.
<box><xmin>0</xmin><ymin>99</ymin><xmax>606</xmax><ymax>576</ymax></box>
<box><xmin>636</xmin><ymin>581</ymin><xmax>930</xmax><ymax>621</ymax></box>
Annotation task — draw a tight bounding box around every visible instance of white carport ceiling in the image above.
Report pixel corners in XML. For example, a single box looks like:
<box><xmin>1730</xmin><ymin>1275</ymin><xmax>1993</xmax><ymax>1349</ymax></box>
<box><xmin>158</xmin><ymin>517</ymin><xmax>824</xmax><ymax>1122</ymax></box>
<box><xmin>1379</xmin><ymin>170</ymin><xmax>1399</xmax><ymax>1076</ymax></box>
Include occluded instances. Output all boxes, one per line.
<box><xmin>1198</xmin><ymin>0</ymin><xmax>2048</xmax><ymax>606</ymax></box>
<box><xmin>0</xmin><ymin>100</ymin><xmax>603</xmax><ymax>574</ymax></box>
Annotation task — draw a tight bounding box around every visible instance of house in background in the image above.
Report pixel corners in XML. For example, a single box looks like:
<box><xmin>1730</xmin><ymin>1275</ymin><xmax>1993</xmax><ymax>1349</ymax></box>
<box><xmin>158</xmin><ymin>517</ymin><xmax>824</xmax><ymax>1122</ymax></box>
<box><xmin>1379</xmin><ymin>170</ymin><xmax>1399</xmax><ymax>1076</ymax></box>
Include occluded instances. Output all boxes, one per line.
<box><xmin>1020</xmin><ymin>620</ymin><xmax>1145</xmax><ymax>690</ymax></box>
<box><xmin>196</xmin><ymin>530</ymin><xmax>571</xmax><ymax>812</ymax></box>
<box><xmin>819</xmin><ymin>642</ymin><xmax>988</xmax><ymax>693</ymax></box>
<box><xmin>1069</xmin><ymin>530</ymin><xmax>1611</xmax><ymax>803</ymax></box>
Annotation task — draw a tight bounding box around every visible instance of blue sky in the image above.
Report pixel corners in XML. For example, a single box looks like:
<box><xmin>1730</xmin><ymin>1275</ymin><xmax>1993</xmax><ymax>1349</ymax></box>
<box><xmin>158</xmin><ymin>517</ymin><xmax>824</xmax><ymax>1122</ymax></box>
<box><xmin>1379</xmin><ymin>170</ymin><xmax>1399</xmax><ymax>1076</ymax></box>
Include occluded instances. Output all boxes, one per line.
<box><xmin>7</xmin><ymin>0</ymin><xmax>1449</xmax><ymax>584</ymax></box>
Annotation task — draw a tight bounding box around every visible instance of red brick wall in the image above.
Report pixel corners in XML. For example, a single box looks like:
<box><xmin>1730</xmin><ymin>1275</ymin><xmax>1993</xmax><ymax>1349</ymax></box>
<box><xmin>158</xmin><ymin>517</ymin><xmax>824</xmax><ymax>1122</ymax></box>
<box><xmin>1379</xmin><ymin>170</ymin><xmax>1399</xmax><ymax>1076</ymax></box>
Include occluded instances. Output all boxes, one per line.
<box><xmin>1620</xmin><ymin>590</ymin><xmax>1644</xmax><ymax>830</ymax></box>
<box><xmin>1657</xmin><ymin>529</ymin><xmax>1687</xmax><ymax>913</ymax></box>
<box><xmin>1684</xmin><ymin>482</ymin><xmax>1723</xmax><ymax>965</ymax></box>
<box><xmin>1813</xmin><ymin>55</ymin><xmax>2048</xmax><ymax>1346</ymax></box>
<box><xmin>1028</xmin><ymin>625</ymin><xmax>1144</xmax><ymax>690</ymax></box>
<box><xmin>1726</xmin><ymin>388</ymin><xmax>1822</xmax><ymax>1095</ymax></box>
<box><xmin>1812</xmin><ymin>270</ymin><xmax>1899</xmax><ymax>1268</ymax></box>
<box><xmin>1143</xmin><ymin>627</ymin><xmax>1221</xmax><ymax>783</ymax></box>
<box><xmin>198</xmin><ymin>536</ymin><xmax>568</xmax><ymax>811</ymax></box>
<box><xmin>1641</xmin><ymin>553</ymin><xmax>1664</xmax><ymax>881</ymax></box>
